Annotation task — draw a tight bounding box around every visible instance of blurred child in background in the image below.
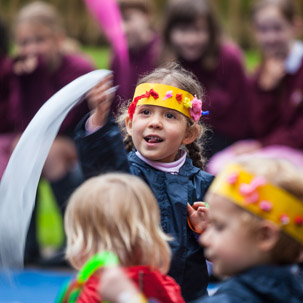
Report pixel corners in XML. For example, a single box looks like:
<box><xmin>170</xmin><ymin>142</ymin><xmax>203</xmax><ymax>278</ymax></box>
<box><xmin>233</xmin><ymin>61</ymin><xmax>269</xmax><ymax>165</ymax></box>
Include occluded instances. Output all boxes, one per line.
<box><xmin>99</xmin><ymin>157</ymin><xmax>303</xmax><ymax>303</ymax></box>
<box><xmin>0</xmin><ymin>17</ymin><xmax>19</xmax><ymax>176</ymax></box>
<box><xmin>75</xmin><ymin>63</ymin><xmax>213</xmax><ymax>302</ymax></box>
<box><xmin>207</xmin><ymin>0</ymin><xmax>303</xmax><ymax>175</ymax></box>
<box><xmin>110</xmin><ymin>0</ymin><xmax>160</xmax><ymax>113</ymax></box>
<box><xmin>58</xmin><ymin>173</ymin><xmax>184</xmax><ymax>303</ymax></box>
<box><xmin>163</xmin><ymin>0</ymin><xmax>250</xmax><ymax>158</ymax></box>
<box><xmin>12</xmin><ymin>1</ymin><xmax>95</xmax><ymax>264</ymax></box>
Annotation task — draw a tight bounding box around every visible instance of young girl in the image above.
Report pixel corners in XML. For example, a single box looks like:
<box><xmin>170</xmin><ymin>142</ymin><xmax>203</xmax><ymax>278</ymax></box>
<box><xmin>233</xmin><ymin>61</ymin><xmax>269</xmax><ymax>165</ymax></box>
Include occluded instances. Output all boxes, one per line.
<box><xmin>75</xmin><ymin>63</ymin><xmax>214</xmax><ymax>301</ymax></box>
<box><xmin>162</xmin><ymin>0</ymin><xmax>250</xmax><ymax>157</ymax></box>
<box><xmin>207</xmin><ymin>0</ymin><xmax>303</xmax><ymax>175</ymax></box>
<box><xmin>99</xmin><ymin>157</ymin><xmax>303</xmax><ymax>303</ymax></box>
<box><xmin>58</xmin><ymin>173</ymin><xmax>184</xmax><ymax>303</ymax></box>
<box><xmin>110</xmin><ymin>0</ymin><xmax>160</xmax><ymax>112</ymax></box>
<box><xmin>12</xmin><ymin>1</ymin><xmax>96</xmax><ymax>264</ymax></box>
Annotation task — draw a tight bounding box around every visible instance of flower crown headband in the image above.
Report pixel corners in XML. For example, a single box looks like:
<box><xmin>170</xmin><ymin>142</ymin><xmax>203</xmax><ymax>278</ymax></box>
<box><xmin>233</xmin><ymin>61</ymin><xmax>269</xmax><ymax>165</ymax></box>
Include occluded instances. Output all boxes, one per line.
<box><xmin>128</xmin><ymin>83</ymin><xmax>209</xmax><ymax>122</ymax></box>
<box><xmin>209</xmin><ymin>163</ymin><xmax>303</xmax><ymax>245</ymax></box>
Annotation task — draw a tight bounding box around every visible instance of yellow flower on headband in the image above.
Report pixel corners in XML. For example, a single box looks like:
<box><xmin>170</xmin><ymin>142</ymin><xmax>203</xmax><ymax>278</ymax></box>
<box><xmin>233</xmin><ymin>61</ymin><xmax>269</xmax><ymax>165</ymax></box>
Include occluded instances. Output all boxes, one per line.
<box><xmin>183</xmin><ymin>97</ymin><xmax>192</xmax><ymax>109</ymax></box>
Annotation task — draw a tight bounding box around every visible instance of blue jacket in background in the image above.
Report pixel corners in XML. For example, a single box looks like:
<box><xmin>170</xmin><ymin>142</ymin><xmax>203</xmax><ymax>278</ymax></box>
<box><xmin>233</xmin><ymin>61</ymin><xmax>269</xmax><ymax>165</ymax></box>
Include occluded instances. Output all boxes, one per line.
<box><xmin>194</xmin><ymin>265</ymin><xmax>303</xmax><ymax>303</ymax></box>
<box><xmin>75</xmin><ymin>117</ymin><xmax>214</xmax><ymax>302</ymax></box>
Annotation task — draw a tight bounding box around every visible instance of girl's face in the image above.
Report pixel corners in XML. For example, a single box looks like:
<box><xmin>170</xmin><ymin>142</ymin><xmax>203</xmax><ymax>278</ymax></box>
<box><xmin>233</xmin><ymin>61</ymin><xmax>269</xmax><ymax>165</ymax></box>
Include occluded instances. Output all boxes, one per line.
<box><xmin>126</xmin><ymin>105</ymin><xmax>195</xmax><ymax>162</ymax></box>
<box><xmin>253</xmin><ymin>6</ymin><xmax>295</xmax><ymax>58</ymax></box>
<box><xmin>15</xmin><ymin>22</ymin><xmax>62</xmax><ymax>63</ymax></box>
<box><xmin>121</xmin><ymin>8</ymin><xmax>152</xmax><ymax>51</ymax></box>
<box><xmin>169</xmin><ymin>18</ymin><xmax>210</xmax><ymax>61</ymax></box>
<box><xmin>200</xmin><ymin>194</ymin><xmax>265</xmax><ymax>277</ymax></box>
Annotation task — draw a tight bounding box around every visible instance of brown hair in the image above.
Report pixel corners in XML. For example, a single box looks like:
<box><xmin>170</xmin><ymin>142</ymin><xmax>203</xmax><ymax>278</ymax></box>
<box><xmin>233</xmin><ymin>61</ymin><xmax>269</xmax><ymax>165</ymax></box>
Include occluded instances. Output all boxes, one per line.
<box><xmin>163</xmin><ymin>0</ymin><xmax>221</xmax><ymax>69</ymax></box>
<box><xmin>65</xmin><ymin>173</ymin><xmax>171</xmax><ymax>273</ymax></box>
<box><xmin>235</xmin><ymin>157</ymin><xmax>303</xmax><ymax>264</ymax></box>
<box><xmin>117</xmin><ymin>62</ymin><xmax>207</xmax><ymax>169</ymax></box>
<box><xmin>14</xmin><ymin>1</ymin><xmax>65</xmax><ymax>35</ymax></box>
<box><xmin>118</xmin><ymin>0</ymin><xmax>154</xmax><ymax>15</ymax></box>
<box><xmin>252</xmin><ymin>0</ymin><xmax>296</xmax><ymax>23</ymax></box>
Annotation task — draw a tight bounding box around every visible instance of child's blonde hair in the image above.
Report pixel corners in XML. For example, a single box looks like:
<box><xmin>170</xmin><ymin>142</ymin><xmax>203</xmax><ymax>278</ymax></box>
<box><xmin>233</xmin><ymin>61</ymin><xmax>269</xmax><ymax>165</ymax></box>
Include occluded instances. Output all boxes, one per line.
<box><xmin>232</xmin><ymin>157</ymin><xmax>303</xmax><ymax>264</ymax></box>
<box><xmin>14</xmin><ymin>1</ymin><xmax>64</xmax><ymax>35</ymax></box>
<box><xmin>65</xmin><ymin>173</ymin><xmax>171</xmax><ymax>273</ymax></box>
<box><xmin>117</xmin><ymin>62</ymin><xmax>208</xmax><ymax>169</ymax></box>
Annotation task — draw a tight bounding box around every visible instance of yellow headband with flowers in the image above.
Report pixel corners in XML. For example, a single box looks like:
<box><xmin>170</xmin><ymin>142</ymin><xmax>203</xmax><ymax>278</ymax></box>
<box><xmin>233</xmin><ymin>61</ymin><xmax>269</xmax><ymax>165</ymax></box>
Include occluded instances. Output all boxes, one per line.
<box><xmin>128</xmin><ymin>83</ymin><xmax>209</xmax><ymax>122</ymax></box>
<box><xmin>209</xmin><ymin>163</ymin><xmax>303</xmax><ymax>244</ymax></box>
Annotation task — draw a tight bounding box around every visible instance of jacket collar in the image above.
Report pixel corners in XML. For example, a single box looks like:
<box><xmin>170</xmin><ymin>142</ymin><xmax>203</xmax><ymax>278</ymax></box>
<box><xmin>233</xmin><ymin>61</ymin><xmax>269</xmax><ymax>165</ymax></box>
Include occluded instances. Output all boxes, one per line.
<box><xmin>128</xmin><ymin>151</ymin><xmax>201</xmax><ymax>177</ymax></box>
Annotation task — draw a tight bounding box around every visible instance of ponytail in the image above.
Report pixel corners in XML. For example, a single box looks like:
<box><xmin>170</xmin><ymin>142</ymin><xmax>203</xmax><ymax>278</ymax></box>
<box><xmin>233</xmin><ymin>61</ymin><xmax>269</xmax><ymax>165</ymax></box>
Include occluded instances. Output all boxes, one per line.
<box><xmin>123</xmin><ymin>134</ymin><xmax>134</xmax><ymax>153</ymax></box>
<box><xmin>186</xmin><ymin>140</ymin><xmax>206</xmax><ymax>170</ymax></box>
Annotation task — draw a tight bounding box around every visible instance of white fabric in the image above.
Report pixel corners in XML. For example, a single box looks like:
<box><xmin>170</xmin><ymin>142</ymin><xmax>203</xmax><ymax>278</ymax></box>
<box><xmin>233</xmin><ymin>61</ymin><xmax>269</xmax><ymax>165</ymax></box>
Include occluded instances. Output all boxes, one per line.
<box><xmin>285</xmin><ymin>40</ymin><xmax>303</xmax><ymax>74</ymax></box>
<box><xmin>0</xmin><ymin>70</ymin><xmax>110</xmax><ymax>269</ymax></box>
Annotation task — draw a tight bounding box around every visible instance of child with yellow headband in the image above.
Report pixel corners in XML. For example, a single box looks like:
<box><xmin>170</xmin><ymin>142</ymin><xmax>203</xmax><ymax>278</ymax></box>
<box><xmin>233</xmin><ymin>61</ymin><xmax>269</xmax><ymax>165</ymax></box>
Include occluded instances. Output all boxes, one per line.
<box><xmin>75</xmin><ymin>63</ymin><xmax>214</xmax><ymax>302</ymax></box>
<box><xmin>98</xmin><ymin>157</ymin><xmax>303</xmax><ymax>303</ymax></box>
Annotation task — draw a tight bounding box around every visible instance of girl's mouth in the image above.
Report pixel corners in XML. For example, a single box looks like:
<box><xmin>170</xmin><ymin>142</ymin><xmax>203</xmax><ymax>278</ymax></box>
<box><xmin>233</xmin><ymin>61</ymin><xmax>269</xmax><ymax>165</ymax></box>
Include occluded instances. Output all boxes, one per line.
<box><xmin>144</xmin><ymin>136</ymin><xmax>163</xmax><ymax>143</ymax></box>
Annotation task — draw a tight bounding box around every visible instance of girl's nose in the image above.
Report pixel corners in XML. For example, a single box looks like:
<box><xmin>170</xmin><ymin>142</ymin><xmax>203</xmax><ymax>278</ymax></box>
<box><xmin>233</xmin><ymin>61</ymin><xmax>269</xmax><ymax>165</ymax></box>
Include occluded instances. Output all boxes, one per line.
<box><xmin>148</xmin><ymin>115</ymin><xmax>163</xmax><ymax>129</ymax></box>
<box><xmin>199</xmin><ymin>228</ymin><xmax>210</xmax><ymax>247</ymax></box>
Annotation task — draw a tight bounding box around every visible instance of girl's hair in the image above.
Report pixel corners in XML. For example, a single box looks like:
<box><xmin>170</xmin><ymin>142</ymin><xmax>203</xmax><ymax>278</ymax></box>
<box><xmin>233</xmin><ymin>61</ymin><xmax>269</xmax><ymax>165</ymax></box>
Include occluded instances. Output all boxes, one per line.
<box><xmin>163</xmin><ymin>0</ymin><xmax>221</xmax><ymax>69</ymax></box>
<box><xmin>234</xmin><ymin>157</ymin><xmax>303</xmax><ymax>264</ymax></box>
<box><xmin>65</xmin><ymin>173</ymin><xmax>171</xmax><ymax>273</ymax></box>
<box><xmin>118</xmin><ymin>0</ymin><xmax>154</xmax><ymax>15</ymax></box>
<box><xmin>252</xmin><ymin>0</ymin><xmax>296</xmax><ymax>23</ymax></box>
<box><xmin>117</xmin><ymin>62</ymin><xmax>207</xmax><ymax>169</ymax></box>
<box><xmin>14</xmin><ymin>1</ymin><xmax>65</xmax><ymax>35</ymax></box>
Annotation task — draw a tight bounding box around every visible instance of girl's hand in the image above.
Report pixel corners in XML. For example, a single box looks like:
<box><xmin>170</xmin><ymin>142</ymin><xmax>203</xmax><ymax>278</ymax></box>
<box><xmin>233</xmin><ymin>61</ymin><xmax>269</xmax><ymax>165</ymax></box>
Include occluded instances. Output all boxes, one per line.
<box><xmin>258</xmin><ymin>57</ymin><xmax>285</xmax><ymax>91</ymax></box>
<box><xmin>86</xmin><ymin>74</ymin><xmax>114</xmax><ymax>127</ymax></box>
<box><xmin>99</xmin><ymin>266</ymin><xmax>144</xmax><ymax>303</ymax></box>
<box><xmin>231</xmin><ymin>140</ymin><xmax>262</xmax><ymax>155</ymax></box>
<box><xmin>13</xmin><ymin>55</ymin><xmax>38</xmax><ymax>75</ymax></box>
<box><xmin>187</xmin><ymin>202</ymin><xmax>209</xmax><ymax>234</ymax></box>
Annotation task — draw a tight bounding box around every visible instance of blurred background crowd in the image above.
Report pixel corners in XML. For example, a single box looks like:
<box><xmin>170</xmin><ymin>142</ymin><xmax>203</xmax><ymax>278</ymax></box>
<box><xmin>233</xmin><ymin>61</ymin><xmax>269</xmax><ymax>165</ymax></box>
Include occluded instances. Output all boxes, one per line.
<box><xmin>0</xmin><ymin>0</ymin><xmax>302</xmax><ymax>266</ymax></box>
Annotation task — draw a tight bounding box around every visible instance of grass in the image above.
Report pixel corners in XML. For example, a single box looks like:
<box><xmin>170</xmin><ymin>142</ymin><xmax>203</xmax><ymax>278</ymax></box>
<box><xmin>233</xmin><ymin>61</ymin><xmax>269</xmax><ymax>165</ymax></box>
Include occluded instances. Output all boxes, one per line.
<box><xmin>244</xmin><ymin>49</ymin><xmax>260</xmax><ymax>72</ymax></box>
<box><xmin>81</xmin><ymin>45</ymin><xmax>111</xmax><ymax>69</ymax></box>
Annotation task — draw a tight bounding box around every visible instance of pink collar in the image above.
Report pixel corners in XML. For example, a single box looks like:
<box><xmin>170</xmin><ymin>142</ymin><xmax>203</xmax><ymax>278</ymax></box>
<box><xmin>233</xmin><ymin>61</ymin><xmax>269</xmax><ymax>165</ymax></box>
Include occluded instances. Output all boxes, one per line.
<box><xmin>135</xmin><ymin>150</ymin><xmax>186</xmax><ymax>174</ymax></box>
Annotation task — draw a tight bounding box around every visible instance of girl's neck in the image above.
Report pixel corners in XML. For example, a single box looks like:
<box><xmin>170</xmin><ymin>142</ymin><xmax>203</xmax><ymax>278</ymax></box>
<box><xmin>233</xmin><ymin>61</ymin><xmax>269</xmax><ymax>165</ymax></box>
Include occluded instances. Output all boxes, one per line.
<box><xmin>136</xmin><ymin>150</ymin><xmax>187</xmax><ymax>174</ymax></box>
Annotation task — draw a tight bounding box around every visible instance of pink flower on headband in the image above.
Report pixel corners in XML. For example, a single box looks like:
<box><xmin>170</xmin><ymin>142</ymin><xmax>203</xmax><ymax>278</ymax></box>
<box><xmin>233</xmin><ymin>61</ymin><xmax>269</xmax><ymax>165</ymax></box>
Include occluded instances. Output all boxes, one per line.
<box><xmin>163</xmin><ymin>90</ymin><xmax>173</xmax><ymax>100</ymax></box>
<box><xmin>189</xmin><ymin>96</ymin><xmax>202</xmax><ymax>122</ymax></box>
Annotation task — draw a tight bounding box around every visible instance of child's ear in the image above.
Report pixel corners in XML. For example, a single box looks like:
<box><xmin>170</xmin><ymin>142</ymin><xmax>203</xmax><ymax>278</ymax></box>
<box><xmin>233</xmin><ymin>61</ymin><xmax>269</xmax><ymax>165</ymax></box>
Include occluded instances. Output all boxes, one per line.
<box><xmin>182</xmin><ymin>124</ymin><xmax>200</xmax><ymax>145</ymax></box>
<box><xmin>125</xmin><ymin>116</ymin><xmax>132</xmax><ymax>136</ymax></box>
<box><xmin>256</xmin><ymin>221</ymin><xmax>280</xmax><ymax>252</ymax></box>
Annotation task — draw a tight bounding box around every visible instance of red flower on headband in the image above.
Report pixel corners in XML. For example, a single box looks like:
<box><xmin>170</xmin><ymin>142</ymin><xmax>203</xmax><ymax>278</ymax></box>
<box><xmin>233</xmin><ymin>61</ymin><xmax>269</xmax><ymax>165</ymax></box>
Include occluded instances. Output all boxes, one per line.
<box><xmin>128</xmin><ymin>89</ymin><xmax>159</xmax><ymax>120</ymax></box>
<box><xmin>128</xmin><ymin>96</ymin><xmax>140</xmax><ymax>120</ymax></box>
<box><xmin>295</xmin><ymin>216</ymin><xmax>303</xmax><ymax>226</ymax></box>
<box><xmin>145</xmin><ymin>88</ymin><xmax>159</xmax><ymax>99</ymax></box>
<box><xmin>176</xmin><ymin>93</ymin><xmax>183</xmax><ymax>103</ymax></box>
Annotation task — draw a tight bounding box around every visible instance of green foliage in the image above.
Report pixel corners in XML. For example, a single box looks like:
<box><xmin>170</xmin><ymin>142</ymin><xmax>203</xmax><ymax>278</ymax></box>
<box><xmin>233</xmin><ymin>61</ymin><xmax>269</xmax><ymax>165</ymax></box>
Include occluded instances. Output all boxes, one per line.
<box><xmin>81</xmin><ymin>45</ymin><xmax>111</xmax><ymax>69</ymax></box>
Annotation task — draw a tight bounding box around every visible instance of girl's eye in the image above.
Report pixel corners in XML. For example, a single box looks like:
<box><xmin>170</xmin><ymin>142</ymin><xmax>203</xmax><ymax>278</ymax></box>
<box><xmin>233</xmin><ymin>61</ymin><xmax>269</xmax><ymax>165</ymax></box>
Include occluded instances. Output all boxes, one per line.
<box><xmin>165</xmin><ymin>112</ymin><xmax>176</xmax><ymax>119</ymax></box>
<box><xmin>214</xmin><ymin>223</ymin><xmax>225</xmax><ymax>232</ymax></box>
<box><xmin>140</xmin><ymin>109</ymin><xmax>150</xmax><ymax>115</ymax></box>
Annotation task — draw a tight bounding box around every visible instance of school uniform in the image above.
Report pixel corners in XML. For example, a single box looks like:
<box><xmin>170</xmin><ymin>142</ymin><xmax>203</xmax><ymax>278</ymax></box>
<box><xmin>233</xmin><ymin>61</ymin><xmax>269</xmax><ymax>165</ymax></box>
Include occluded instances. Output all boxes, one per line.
<box><xmin>110</xmin><ymin>34</ymin><xmax>160</xmax><ymax>114</ymax></box>
<box><xmin>0</xmin><ymin>55</ymin><xmax>19</xmax><ymax>133</ymax></box>
<box><xmin>179</xmin><ymin>43</ymin><xmax>250</xmax><ymax>155</ymax></box>
<box><xmin>13</xmin><ymin>53</ymin><xmax>94</xmax><ymax>136</ymax></box>
<box><xmin>249</xmin><ymin>41</ymin><xmax>303</xmax><ymax>149</ymax></box>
